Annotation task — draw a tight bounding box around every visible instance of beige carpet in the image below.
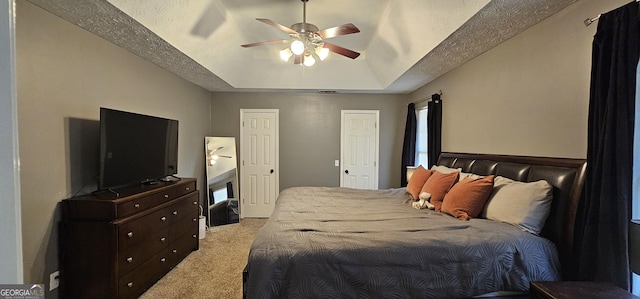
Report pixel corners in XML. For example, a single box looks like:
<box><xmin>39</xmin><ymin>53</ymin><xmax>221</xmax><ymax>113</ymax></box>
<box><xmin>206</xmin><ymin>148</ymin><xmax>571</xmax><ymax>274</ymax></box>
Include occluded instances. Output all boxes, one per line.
<box><xmin>140</xmin><ymin>218</ymin><xmax>267</xmax><ymax>299</ymax></box>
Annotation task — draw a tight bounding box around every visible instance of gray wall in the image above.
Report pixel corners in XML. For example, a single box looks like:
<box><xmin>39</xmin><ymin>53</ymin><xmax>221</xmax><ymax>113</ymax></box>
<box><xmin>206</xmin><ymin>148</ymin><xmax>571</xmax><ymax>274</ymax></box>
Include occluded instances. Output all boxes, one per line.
<box><xmin>16</xmin><ymin>2</ymin><xmax>211</xmax><ymax>297</ymax></box>
<box><xmin>210</xmin><ymin>92</ymin><xmax>406</xmax><ymax>190</ymax></box>
<box><xmin>408</xmin><ymin>0</ymin><xmax>630</xmax><ymax>159</ymax></box>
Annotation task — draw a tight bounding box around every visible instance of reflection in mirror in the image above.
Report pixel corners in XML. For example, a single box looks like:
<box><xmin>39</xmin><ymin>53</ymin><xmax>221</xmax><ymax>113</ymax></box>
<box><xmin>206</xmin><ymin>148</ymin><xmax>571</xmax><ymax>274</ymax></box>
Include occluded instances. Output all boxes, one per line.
<box><xmin>205</xmin><ymin>137</ymin><xmax>239</xmax><ymax>229</ymax></box>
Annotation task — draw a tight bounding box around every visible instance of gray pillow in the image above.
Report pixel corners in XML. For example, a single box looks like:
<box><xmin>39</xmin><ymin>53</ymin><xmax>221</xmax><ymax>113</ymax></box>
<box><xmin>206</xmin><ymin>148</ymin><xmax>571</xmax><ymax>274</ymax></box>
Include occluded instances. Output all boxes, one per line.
<box><xmin>481</xmin><ymin>176</ymin><xmax>553</xmax><ymax>235</ymax></box>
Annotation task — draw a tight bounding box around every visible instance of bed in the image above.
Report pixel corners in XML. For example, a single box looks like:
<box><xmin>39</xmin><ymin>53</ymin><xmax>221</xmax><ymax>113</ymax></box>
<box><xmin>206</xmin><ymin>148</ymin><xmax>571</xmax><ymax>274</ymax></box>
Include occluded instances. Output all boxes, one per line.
<box><xmin>243</xmin><ymin>152</ymin><xmax>586</xmax><ymax>298</ymax></box>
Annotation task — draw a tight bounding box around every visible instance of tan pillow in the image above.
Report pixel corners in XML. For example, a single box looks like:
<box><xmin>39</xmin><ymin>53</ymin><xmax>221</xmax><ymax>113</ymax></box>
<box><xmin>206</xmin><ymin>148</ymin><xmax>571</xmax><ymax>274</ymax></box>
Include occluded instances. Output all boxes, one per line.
<box><xmin>441</xmin><ymin>175</ymin><xmax>495</xmax><ymax>220</ymax></box>
<box><xmin>421</xmin><ymin>171</ymin><xmax>459</xmax><ymax>211</ymax></box>
<box><xmin>406</xmin><ymin>165</ymin><xmax>432</xmax><ymax>200</ymax></box>
<box><xmin>431</xmin><ymin>165</ymin><xmax>462</xmax><ymax>174</ymax></box>
<box><xmin>481</xmin><ymin>176</ymin><xmax>553</xmax><ymax>234</ymax></box>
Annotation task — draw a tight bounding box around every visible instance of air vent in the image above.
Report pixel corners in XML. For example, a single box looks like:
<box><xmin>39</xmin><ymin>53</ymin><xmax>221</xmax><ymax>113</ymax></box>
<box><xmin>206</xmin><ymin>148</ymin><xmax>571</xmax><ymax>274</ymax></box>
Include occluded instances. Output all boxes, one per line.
<box><xmin>318</xmin><ymin>90</ymin><xmax>337</xmax><ymax>94</ymax></box>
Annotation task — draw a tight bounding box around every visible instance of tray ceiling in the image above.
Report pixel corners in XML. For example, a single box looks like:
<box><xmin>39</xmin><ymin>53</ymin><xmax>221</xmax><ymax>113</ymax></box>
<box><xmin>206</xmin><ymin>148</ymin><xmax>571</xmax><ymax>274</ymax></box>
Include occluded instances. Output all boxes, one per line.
<box><xmin>26</xmin><ymin>0</ymin><xmax>577</xmax><ymax>93</ymax></box>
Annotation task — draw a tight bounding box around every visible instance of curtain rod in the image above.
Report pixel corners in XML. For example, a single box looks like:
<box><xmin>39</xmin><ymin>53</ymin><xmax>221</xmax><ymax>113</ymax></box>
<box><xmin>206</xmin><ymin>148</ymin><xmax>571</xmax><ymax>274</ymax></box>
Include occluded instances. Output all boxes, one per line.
<box><xmin>411</xmin><ymin>90</ymin><xmax>442</xmax><ymax>105</ymax></box>
<box><xmin>584</xmin><ymin>0</ymin><xmax>640</xmax><ymax>26</ymax></box>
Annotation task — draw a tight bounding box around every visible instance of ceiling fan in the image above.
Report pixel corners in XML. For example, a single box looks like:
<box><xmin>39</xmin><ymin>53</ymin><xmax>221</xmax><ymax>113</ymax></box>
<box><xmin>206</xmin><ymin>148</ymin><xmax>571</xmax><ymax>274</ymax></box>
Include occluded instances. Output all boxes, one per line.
<box><xmin>206</xmin><ymin>145</ymin><xmax>233</xmax><ymax>166</ymax></box>
<box><xmin>241</xmin><ymin>0</ymin><xmax>361</xmax><ymax>66</ymax></box>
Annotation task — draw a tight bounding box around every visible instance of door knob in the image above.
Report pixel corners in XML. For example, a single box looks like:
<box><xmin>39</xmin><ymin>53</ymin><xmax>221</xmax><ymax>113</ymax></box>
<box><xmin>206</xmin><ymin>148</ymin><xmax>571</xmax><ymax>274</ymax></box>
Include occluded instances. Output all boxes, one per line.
<box><xmin>270</xmin><ymin>169</ymin><xmax>274</xmax><ymax>174</ymax></box>
<box><xmin>345</xmin><ymin>170</ymin><xmax>349</xmax><ymax>174</ymax></box>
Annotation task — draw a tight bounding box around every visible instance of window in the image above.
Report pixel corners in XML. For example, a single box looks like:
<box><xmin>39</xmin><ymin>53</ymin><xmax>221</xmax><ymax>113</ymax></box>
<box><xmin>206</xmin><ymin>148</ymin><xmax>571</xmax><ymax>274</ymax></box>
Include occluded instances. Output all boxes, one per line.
<box><xmin>415</xmin><ymin>107</ymin><xmax>428</xmax><ymax>167</ymax></box>
<box><xmin>212</xmin><ymin>187</ymin><xmax>229</xmax><ymax>205</ymax></box>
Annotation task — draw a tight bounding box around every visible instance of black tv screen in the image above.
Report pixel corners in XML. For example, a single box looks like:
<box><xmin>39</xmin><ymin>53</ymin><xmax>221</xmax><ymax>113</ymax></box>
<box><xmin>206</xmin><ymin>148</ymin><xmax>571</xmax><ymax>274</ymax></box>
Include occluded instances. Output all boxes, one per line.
<box><xmin>99</xmin><ymin>108</ymin><xmax>178</xmax><ymax>189</ymax></box>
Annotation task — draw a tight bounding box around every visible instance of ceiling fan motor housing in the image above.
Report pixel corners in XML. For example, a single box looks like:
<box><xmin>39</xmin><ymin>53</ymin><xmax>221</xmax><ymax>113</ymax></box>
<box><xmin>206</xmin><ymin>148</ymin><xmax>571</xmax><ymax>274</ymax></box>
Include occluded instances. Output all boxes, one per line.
<box><xmin>291</xmin><ymin>22</ymin><xmax>318</xmax><ymax>33</ymax></box>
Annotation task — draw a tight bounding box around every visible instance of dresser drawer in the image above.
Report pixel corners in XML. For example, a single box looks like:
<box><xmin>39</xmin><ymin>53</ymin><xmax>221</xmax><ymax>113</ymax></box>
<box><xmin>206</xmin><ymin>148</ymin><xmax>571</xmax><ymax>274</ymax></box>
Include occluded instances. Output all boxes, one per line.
<box><xmin>118</xmin><ymin>193</ymin><xmax>197</xmax><ymax>251</ymax></box>
<box><xmin>167</xmin><ymin>193</ymin><xmax>198</xmax><ymax>224</ymax></box>
<box><xmin>169</xmin><ymin>210</ymin><xmax>199</xmax><ymax>241</ymax></box>
<box><xmin>115</xmin><ymin>180</ymin><xmax>197</xmax><ymax>219</ymax></box>
<box><xmin>118</xmin><ymin>206</ymin><xmax>172</xmax><ymax>251</ymax></box>
<box><xmin>118</xmin><ymin>248</ymin><xmax>171</xmax><ymax>299</ymax></box>
<box><xmin>117</xmin><ymin>195</ymin><xmax>155</xmax><ymax>219</ymax></box>
<box><xmin>152</xmin><ymin>180</ymin><xmax>197</xmax><ymax>206</ymax></box>
<box><xmin>175</xmin><ymin>180</ymin><xmax>196</xmax><ymax>200</ymax></box>
<box><xmin>118</xmin><ymin>228</ymin><xmax>170</xmax><ymax>275</ymax></box>
<box><xmin>168</xmin><ymin>232</ymin><xmax>199</xmax><ymax>268</ymax></box>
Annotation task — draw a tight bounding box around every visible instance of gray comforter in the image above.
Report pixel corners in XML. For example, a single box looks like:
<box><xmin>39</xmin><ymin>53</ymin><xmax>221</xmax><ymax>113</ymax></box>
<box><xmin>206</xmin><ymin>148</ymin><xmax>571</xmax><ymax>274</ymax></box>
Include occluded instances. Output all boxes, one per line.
<box><xmin>245</xmin><ymin>187</ymin><xmax>560</xmax><ymax>298</ymax></box>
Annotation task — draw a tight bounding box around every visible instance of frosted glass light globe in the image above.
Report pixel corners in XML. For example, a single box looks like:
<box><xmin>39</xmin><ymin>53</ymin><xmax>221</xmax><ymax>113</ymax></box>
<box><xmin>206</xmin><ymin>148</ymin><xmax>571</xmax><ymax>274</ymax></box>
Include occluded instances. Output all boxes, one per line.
<box><xmin>279</xmin><ymin>48</ymin><xmax>293</xmax><ymax>62</ymax></box>
<box><xmin>316</xmin><ymin>47</ymin><xmax>329</xmax><ymax>61</ymax></box>
<box><xmin>303</xmin><ymin>55</ymin><xmax>315</xmax><ymax>67</ymax></box>
<box><xmin>290</xmin><ymin>40</ymin><xmax>305</xmax><ymax>55</ymax></box>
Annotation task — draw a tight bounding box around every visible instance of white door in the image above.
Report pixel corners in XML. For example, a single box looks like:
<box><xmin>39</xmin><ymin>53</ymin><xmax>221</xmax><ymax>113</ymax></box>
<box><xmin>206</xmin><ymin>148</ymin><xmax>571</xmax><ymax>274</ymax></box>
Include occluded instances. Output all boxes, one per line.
<box><xmin>240</xmin><ymin>109</ymin><xmax>279</xmax><ymax>218</ymax></box>
<box><xmin>341</xmin><ymin>110</ymin><xmax>379</xmax><ymax>189</ymax></box>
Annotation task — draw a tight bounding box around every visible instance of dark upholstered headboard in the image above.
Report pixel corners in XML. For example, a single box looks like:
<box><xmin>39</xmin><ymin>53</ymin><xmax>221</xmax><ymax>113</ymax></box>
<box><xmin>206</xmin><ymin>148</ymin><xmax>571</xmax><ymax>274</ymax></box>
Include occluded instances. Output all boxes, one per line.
<box><xmin>409</xmin><ymin>152</ymin><xmax>586</xmax><ymax>280</ymax></box>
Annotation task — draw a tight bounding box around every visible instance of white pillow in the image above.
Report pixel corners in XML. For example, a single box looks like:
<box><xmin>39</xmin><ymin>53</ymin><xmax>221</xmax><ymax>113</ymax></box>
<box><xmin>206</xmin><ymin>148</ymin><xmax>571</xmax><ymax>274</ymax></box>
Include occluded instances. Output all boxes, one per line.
<box><xmin>459</xmin><ymin>172</ymin><xmax>482</xmax><ymax>181</ymax></box>
<box><xmin>481</xmin><ymin>176</ymin><xmax>553</xmax><ymax>235</ymax></box>
<box><xmin>431</xmin><ymin>165</ymin><xmax>462</xmax><ymax>174</ymax></box>
<box><xmin>431</xmin><ymin>165</ymin><xmax>481</xmax><ymax>182</ymax></box>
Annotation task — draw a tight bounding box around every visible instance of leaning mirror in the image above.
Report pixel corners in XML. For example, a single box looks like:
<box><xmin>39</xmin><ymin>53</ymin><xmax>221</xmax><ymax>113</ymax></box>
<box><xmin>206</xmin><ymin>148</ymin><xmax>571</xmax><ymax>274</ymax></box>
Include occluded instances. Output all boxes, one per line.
<box><xmin>205</xmin><ymin>137</ymin><xmax>239</xmax><ymax>228</ymax></box>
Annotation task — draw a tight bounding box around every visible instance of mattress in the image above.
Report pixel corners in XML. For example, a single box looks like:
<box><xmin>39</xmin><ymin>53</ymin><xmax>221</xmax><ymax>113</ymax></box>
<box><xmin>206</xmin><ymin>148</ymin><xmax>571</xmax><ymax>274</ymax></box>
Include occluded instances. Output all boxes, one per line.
<box><xmin>244</xmin><ymin>186</ymin><xmax>560</xmax><ymax>298</ymax></box>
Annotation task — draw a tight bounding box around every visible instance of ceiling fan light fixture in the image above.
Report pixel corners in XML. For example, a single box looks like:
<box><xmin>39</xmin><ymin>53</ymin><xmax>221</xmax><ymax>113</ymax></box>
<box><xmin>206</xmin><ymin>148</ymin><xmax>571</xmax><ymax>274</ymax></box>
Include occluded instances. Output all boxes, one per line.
<box><xmin>303</xmin><ymin>53</ymin><xmax>315</xmax><ymax>67</ymax></box>
<box><xmin>279</xmin><ymin>48</ymin><xmax>293</xmax><ymax>62</ymax></box>
<box><xmin>316</xmin><ymin>47</ymin><xmax>329</xmax><ymax>61</ymax></box>
<box><xmin>242</xmin><ymin>0</ymin><xmax>360</xmax><ymax>65</ymax></box>
<box><xmin>290</xmin><ymin>40</ymin><xmax>305</xmax><ymax>55</ymax></box>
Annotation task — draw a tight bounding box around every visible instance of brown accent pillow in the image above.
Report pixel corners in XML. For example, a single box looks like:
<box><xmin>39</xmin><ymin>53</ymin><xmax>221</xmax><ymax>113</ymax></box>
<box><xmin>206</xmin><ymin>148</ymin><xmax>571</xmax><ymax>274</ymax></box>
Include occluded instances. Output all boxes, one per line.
<box><xmin>406</xmin><ymin>165</ymin><xmax>432</xmax><ymax>200</ymax></box>
<box><xmin>441</xmin><ymin>175</ymin><xmax>495</xmax><ymax>220</ymax></box>
<box><xmin>421</xmin><ymin>171</ymin><xmax>459</xmax><ymax>211</ymax></box>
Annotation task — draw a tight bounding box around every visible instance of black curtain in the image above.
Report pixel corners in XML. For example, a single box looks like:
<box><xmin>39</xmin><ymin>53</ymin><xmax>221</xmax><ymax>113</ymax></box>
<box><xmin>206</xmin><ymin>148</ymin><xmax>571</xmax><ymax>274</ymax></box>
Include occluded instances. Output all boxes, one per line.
<box><xmin>573</xmin><ymin>1</ymin><xmax>639</xmax><ymax>290</ymax></box>
<box><xmin>427</xmin><ymin>94</ymin><xmax>442</xmax><ymax>168</ymax></box>
<box><xmin>400</xmin><ymin>103</ymin><xmax>416</xmax><ymax>186</ymax></box>
<box><xmin>226</xmin><ymin>181</ymin><xmax>234</xmax><ymax>198</ymax></box>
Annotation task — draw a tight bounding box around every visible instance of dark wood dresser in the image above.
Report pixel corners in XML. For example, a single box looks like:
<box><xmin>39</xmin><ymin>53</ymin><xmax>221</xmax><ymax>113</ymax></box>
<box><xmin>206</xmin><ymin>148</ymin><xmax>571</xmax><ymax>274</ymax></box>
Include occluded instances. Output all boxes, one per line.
<box><xmin>61</xmin><ymin>178</ymin><xmax>199</xmax><ymax>299</ymax></box>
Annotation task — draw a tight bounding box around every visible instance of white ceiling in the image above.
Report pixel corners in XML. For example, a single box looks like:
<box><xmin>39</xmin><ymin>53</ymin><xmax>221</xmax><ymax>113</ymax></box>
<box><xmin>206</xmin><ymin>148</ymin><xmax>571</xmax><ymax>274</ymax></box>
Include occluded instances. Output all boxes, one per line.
<box><xmin>26</xmin><ymin>0</ymin><xmax>578</xmax><ymax>94</ymax></box>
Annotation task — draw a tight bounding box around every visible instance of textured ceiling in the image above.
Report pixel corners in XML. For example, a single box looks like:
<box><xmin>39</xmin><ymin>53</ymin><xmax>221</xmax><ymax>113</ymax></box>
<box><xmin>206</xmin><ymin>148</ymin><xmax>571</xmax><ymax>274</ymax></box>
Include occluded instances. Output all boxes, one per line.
<box><xmin>25</xmin><ymin>0</ymin><xmax>577</xmax><ymax>94</ymax></box>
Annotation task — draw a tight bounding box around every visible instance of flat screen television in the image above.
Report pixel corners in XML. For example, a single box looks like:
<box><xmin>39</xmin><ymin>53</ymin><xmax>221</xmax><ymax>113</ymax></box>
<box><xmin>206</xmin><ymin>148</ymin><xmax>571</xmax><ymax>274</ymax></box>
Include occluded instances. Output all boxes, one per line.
<box><xmin>99</xmin><ymin>108</ymin><xmax>179</xmax><ymax>190</ymax></box>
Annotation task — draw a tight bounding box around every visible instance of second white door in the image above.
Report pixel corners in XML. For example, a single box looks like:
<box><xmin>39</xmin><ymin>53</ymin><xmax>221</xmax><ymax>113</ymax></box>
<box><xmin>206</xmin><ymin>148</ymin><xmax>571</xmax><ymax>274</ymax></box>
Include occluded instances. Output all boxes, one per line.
<box><xmin>341</xmin><ymin>110</ymin><xmax>379</xmax><ymax>189</ymax></box>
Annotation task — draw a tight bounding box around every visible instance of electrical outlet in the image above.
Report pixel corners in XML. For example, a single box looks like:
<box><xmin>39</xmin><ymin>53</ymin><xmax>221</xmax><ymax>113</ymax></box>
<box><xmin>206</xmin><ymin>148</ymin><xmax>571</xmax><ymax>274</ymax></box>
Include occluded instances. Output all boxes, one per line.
<box><xmin>49</xmin><ymin>271</ymin><xmax>60</xmax><ymax>291</ymax></box>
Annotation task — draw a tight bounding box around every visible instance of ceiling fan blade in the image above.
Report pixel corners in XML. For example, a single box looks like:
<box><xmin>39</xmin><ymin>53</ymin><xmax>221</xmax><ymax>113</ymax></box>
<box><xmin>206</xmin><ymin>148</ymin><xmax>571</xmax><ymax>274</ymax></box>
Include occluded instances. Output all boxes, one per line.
<box><xmin>241</xmin><ymin>39</ymin><xmax>288</xmax><ymax>48</ymax></box>
<box><xmin>190</xmin><ymin>2</ymin><xmax>226</xmax><ymax>38</ymax></box>
<box><xmin>323</xmin><ymin>42</ymin><xmax>360</xmax><ymax>59</ymax></box>
<box><xmin>317</xmin><ymin>23</ymin><xmax>360</xmax><ymax>39</ymax></box>
<box><xmin>293</xmin><ymin>55</ymin><xmax>302</xmax><ymax>65</ymax></box>
<box><xmin>256</xmin><ymin>18</ymin><xmax>298</xmax><ymax>35</ymax></box>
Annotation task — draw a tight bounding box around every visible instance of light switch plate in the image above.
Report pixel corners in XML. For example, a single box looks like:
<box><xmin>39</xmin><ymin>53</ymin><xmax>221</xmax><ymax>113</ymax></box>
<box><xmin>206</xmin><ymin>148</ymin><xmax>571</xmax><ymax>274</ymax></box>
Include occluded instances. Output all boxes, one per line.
<box><xmin>334</xmin><ymin>160</ymin><xmax>339</xmax><ymax>167</ymax></box>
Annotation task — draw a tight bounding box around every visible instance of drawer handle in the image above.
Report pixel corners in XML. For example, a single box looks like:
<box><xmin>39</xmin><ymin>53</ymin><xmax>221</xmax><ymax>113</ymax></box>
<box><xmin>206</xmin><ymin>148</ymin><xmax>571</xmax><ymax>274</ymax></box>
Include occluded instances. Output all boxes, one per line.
<box><xmin>172</xmin><ymin>249</ymin><xmax>177</xmax><ymax>253</ymax></box>
<box><xmin>161</xmin><ymin>216</ymin><xmax>167</xmax><ymax>222</ymax></box>
<box><xmin>134</xmin><ymin>203</ymin><xmax>140</xmax><ymax>208</ymax></box>
<box><xmin>172</xmin><ymin>211</ymin><xmax>178</xmax><ymax>215</ymax></box>
<box><xmin>160</xmin><ymin>258</ymin><xmax>166</xmax><ymax>263</ymax></box>
<box><xmin>127</xmin><ymin>232</ymin><xmax>134</xmax><ymax>238</ymax></box>
<box><xmin>192</xmin><ymin>201</ymin><xmax>197</xmax><ymax>205</ymax></box>
<box><xmin>127</xmin><ymin>282</ymin><xmax>133</xmax><ymax>288</ymax></box>
<box><xmin>127</xmin><ymin>257</ymin><xmax>133</xmax><ymax>263</ymax></box>
<box><xmin>186</xmin><ymin>187</ymin><xmax>190</xmax><ymax>191</ymax></box>
<box><xmin>160</xmin><ymin>237</ymin><xmax>166</xmax><ymax>243</ymax></box>
<box><xmin>192</xmin><ymin>218</ymin><xmax>197</xmax><ymax>222</ymax></box>
<box><xmin>192</xmin><ymin>234</ymin><xmax>197</xmax><ymax>238</ymax></box>
<box><xmin>164</xmin><ymin>194</ymin><xmax>169</xmax><ymax>198</ymax></box>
